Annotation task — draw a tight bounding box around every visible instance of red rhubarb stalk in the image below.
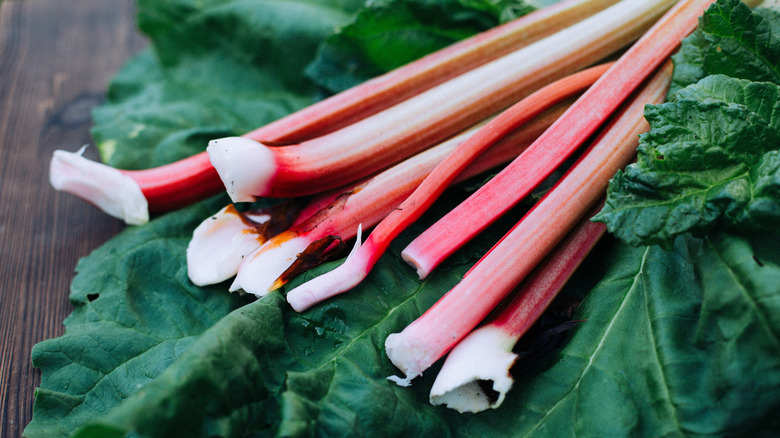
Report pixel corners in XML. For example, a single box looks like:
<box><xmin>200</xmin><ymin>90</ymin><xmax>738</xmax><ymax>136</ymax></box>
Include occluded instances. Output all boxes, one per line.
<box><xmin>49</xmin><ymin>0</ymin><xmax>618</xmax><ymax>225</ymax></box>
<box><xmin>384</xmin><ymin>61</ymin><xmax>672</xmax><ymax>385</ymax></box>
<box><xmin>207</xmin><ymin>0</ymin><xmax>671</xmax><ymax>202</ymax></box>
<box><xmin>285</xmin><ymin>63</ymin><xmax>613</xmax><ymax>311</ymax></box>
<box><xmin>401</xmin><ymin>0</ymin><xmax>714</xmax><ymax>279</ymax></box>
<box><xmin>222</xmin><ymin>100</ymin><xmax>570</xmax><ymax>295</ymax></box>
<box><xmin>428</xmin><ymin>205</ymin><xmax>606</xmax><ymax>413</ymax></box>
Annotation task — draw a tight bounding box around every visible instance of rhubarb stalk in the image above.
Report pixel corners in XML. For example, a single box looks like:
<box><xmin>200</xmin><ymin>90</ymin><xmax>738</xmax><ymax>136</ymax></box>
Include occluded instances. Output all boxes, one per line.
<box><xmin>384</xmin><ymin>61</ymin><xmax>672</xmax><ymax>385</ymax></box>
<box><xmin>222</xmin><ymin>100</ymin><xmax>571</xmax><ymax>296</ymax></box>
<box><xmin>428</xmin><ymin>205</ymin><xmax>605</xmax><ymax>413</ymax></box>
<box><xmin>285</xmin><ymin>63</ymin><xmax>613</xmax><ymax>311</ymax></box>
<box><xmin>401</xmin><ymin>0</ymin><xmax>716</xmax><ymax>279</ymax></box>
<box><xmin>207</xmin><ymin>0</ymin><xmax>670</xmax><ymax>202</ymax></box>
<box><xmin>49</xmin><ymin>0</ymin><xmax>618</xmax><ymax>224</ymax></box>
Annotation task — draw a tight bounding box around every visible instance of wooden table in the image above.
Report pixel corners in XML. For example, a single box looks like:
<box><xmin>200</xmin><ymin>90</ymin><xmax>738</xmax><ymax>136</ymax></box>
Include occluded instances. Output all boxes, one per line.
<box><xmin>0</xmin><ymin>1</ymin><xmax>147</xmax><ymax>435</ymax></box>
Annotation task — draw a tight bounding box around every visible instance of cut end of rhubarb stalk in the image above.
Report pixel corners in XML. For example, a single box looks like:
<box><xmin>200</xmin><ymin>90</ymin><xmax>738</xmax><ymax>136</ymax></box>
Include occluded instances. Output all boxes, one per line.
<box><xmin>429</xmin><ymin>325</ymin><xmax>516</xmax><ymax>413</ymax></box>
<box><xmin>230</xmin><ymin>231</ymin><xmax>310</xmax><ymax>297</ymax></box>
<box><xmin>400</xmin><ymin>248</ymin><xmax>432</xmax><ymax>280</ymax></box>
<box><xmin>286</xmin><ymin>225</ymin><xmax>365</xmax><ymax>312</ymax></box>
<box><xmin>187</xmin><ymin>205</ymin><xmax>266</xmax><ymax>286</ymax></box>
<box><xmin>384</xmin><ymin>331</ymin><xmax>429</xmax><ymax>385</ymax></box>
<box><xmin>50</xmin><ymin>147</ymin><xmax>149</xmax><ymax>225</ymax></box>
<box><xmin>207</xmin><ymin>137</ymin><xmax>276</xmax><ymax>203</ymax></box>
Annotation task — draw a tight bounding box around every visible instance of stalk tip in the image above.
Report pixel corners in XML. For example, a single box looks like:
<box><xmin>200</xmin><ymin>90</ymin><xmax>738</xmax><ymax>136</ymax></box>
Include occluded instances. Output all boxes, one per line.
<box><xmin>384</xmin><ymin>332</ymin><xmax>427</xmax><ymax>384</ymax></box>
<box><xmin>286</xmin><ymin>286</ymin><xmax>318</xmax><ymax>313</ymax></box>
<box><xmin>187</xmin><ymin>205</ymin><xmax>265</xmax><ymax>286</ymax></box>
<box><xmin>49</xmin><ymin>147</ymin><xmax>149</xmax><ymax>225</ymax></box>
<box><xmin>285</xmin><ymin>225</ymin><xmax>366</xmax><ymax>311</ymax></box>
<box><xmin>429</xmin><ymin>325</ymin><xmax>516</xmax><ymax>413</ymax></box>
<box><xmin>230</xmin><ymin>233</ymin><xmax>309</xmax><ymax>296</ymax></box>
<box><xmin>400</xmin><ymin>247</ymin><xmax>432</xmax><ymax>280</ymax></box>
<box><xmin>207</xmin><ymin>137</ymin><xmax>276</xmax><ymax>203</ymax></box>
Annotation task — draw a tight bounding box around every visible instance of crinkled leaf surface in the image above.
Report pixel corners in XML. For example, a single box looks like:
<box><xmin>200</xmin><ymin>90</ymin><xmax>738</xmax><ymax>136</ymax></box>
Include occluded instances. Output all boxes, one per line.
<box><xmin>596</xmin><ymin>0</ymin><xmax>780</xmax><ymax>247</ymax></box>
<box><xmin>26</xmin><ymin>197</ymin><xmax>250</xmax><ymax>438</ymax></box>
<box><xmin>595</xmin><ymin>75</ymin><xmax>780</xmax><ymax>246</ymax></box>
<box><xmin>26</xmin><ymin>0</ymin><xmax>780</xmax><ymax>437</ymax></box>
<box><xmin>668</xmin><ymin>0</ymin><xmax>780</xmax><ymax>96</ymax></box>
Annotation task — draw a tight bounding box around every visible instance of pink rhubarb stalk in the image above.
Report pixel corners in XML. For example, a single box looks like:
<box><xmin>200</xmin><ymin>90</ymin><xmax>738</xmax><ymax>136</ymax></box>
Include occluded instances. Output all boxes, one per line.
<box><xmin>428</xmin><ymin>205</ymin><xmax>605</xmax><ymax>413</ymax></box>
<box><xmin>384</xmin><ymin>61</ymin><xmax>672</xmax><ymax>385</ymax></box>
<box><xmin>285</xmin><ymin>63</ymin><xmax>613</xmax><ymax>311</ymax></box>
<box><xmin>208</xmin><ymin>0</ymin><xmax>671</xmax><ymax>202</ymax></box>
<box><xmin>401</xmin><ymin>0</ymin><xmax>716</xmax><ymax>279</ymax></box>
<box><xmin>49</xmin><ymin>0</ymin><xmax>618</xmax><ymax>225</ymax></box>
<box><xmin>225</xmin><ymin>101</ymin><xmax>571</xmax><ymax>296</ymax></box>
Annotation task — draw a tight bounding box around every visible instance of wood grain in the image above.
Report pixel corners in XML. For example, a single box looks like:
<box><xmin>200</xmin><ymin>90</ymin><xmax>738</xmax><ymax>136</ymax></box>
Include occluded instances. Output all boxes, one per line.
<box><xmin>0</xmin><ymin>1</ymin><xmax>147</xmax><ymax>435</ymax></box>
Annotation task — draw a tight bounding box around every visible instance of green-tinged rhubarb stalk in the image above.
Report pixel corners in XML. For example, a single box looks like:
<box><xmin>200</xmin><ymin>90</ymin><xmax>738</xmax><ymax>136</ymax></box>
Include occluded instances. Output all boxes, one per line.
<box><xmin>384</xmin><ymin>61</ymin><xmax>672</xmax><ymax>385</ymax></box>
<box><xmin>206</xmin><ymin>0</ymin><xmax>670</xmax><ymax>203</ymax></box>
<box><xmin>284</xmin><ymin>63</ymin><xmax>613</xmax><ymax>311</ymax></box>
<box><xmin>49</xmin><ymin>0</ymin><xmax>618</xmax><ymax>225</ymax></box>
<box><xmin>428</xmin><ymin>205</ymin><xmax>605</xmax><ymax>413</ymax></box>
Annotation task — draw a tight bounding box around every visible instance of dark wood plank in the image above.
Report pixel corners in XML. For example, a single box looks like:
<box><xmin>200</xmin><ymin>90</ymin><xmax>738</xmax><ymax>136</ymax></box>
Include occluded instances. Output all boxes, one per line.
<box><xmin>0</xmin><ymin>1</ymin><xmax>147</xmax><ymax>435</ymax></box>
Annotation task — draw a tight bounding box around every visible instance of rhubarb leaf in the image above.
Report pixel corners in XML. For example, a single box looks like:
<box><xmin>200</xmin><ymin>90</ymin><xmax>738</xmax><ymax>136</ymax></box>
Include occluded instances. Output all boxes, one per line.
<box><xmin>31</xmin><ymin>219</ymin><xmax>780</xmax><ymax>436</ymax></box>
<box><xmin>596</xmin><ymin>0</ymin><xmax>780</xmax><ymax>248</ymax></box>
<box><xmin>504</xmin><ymin>233</ymin><xmax>780</xmax><ymax>436</ymax></box>
<box><xmin>669</xmin><ymin>0</ymin><xmax>780</xmax><ymax>96</ymax></box>
<box><xmin>595</xmin><ymin>75</ymin><xmax>780</xmax><ymax>247</ymax></box>
<box><xmin>306</xmin><ymin>0</ymin><xmax>535</xmax><ymax>93</ymax></box>
<box><xmin>91</xmin><ymin>0</ymin><xmax>364</xmax><ymax>169</ymax></box>
<box><xmin>25</xmin><ymin>197</ymin><xmax>253</xmax><ymax>438</ymax></box>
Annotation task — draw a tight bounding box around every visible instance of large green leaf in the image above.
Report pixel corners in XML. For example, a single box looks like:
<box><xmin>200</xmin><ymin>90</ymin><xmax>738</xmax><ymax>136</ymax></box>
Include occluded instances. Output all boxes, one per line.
<box><xmin>508</xmin><ymin>233</ymin><xmax>780</xmax><ymax>436</ymax></box>
<box><xmin>25</xmin><ymin>197</ymin><xmax>249</xmax><ymax>438</ymax></box>
<box><xmin>26</xmin><ymin>189</ymin><xmax>524</xmax><ymax>437</ymax></box>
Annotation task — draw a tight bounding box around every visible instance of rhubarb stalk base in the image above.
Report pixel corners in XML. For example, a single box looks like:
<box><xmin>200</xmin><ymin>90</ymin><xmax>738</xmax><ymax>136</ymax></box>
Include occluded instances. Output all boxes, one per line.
<box><xmin>428</xmin><ymin>325</ymin><xmax>516</xmax><ymax>412</ymax></box>
<box><xmin>49</xmin><ymin>147</ymin><xmax>148</xmax><ymax>225</ymax></box>
<box><xmin>187</xmin><ymin>206</ymin><xmax>269</xmax><ymax>286</ymax></box>
<box><xmin>207</xmin><ymin>137</ymin><xmax>277</xmax><ymax>203</ymax></box>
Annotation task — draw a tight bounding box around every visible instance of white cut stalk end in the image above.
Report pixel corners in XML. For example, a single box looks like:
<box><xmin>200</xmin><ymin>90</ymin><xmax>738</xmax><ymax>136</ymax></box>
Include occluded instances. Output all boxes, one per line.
<box><xmin>400</xmin><ymin>247</ymin><xmax>432</xmax><ymax>280</ymax></box>
<box><xmin>384</xmin><ymin>331</ymin><xmax>429</xmax><ymax>384</ymax></box>
<box><xmin>286</xmin><ymin>225</ymin><xmax>366</xmax><ymax>312</ymax></box>
<box><xmin>230</xmin><ymin>232</ymin><xmax>311</xmax><ymax>297</ymax></box>
<box><xmin>187</xmin><ymin>205</ymin><xmax>265</xmax><ymax>286</ymax></box>
<box><xmin>429</xmin><ymin>325</ymin><xmax>517</xmax><ymax>413</ymax></box>
<box><xmin>207</xmin><ymin>137</ymin><xmax>276</xmax><ymax>203</ymax></box>
<box><xmin>49</xmin><ymin>147</ymin><xmax>149</xmax><ymax>225</ymax></box>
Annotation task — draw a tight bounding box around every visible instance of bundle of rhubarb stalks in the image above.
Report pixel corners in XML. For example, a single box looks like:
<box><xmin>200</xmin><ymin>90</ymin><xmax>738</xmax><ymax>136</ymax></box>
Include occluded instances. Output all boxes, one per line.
<box><xmin>49</xmin><ymin>0</ymin><xmax>762</xmax><ymax>413</ymax></box>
